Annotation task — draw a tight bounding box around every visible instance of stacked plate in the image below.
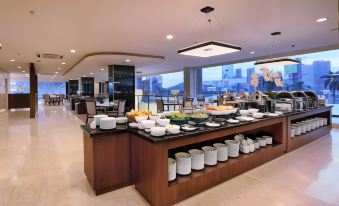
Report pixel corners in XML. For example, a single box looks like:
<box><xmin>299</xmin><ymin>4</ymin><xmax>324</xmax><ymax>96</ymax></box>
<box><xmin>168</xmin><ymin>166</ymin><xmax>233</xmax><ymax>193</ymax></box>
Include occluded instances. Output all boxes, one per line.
<box><xmin>175</xmin><ymin>152</ymin><xmax>192</xmax><ymax>175</ymax></box>
<box><xmin>202</xmin><ymin>146</ymin><xmax>217</xmax><ymax>166</ymax></box>
<box><xmin>188</xmin><ymin>149</ymin><xmax>204</xmax><ymax>170</ymax></box>
<box><xmin>168</xmin><ymin>158</ymin><xmax>176</xmax><ymax>181</ymax></box>
<box><xmin>100</xmin><ymin>117</ymin><xmax>116</xmax><ymax>130</ymax></box>
<box><xmin>94</xmin><ymin>115</ymin><xmax>108</xmax><ymax>125</ymax></box>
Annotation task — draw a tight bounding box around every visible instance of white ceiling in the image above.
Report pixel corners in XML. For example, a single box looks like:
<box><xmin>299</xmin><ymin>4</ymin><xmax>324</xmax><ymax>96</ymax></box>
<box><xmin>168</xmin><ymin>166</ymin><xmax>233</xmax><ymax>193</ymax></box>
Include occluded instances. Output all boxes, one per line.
<box><xmin>0</xmin><ymin>0</ymin><xmax>338</xmax><ymax>82</ymax></box>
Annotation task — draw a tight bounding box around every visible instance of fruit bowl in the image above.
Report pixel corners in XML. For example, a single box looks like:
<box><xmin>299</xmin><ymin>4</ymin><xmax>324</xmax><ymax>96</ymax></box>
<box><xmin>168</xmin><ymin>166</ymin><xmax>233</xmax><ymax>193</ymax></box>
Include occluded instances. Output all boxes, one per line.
<box><xmin>189</xmin><ymin>113</ymin><xmax>210</xmax><ymax>123</ymax></box>
<box><xmin>167</xmin><ymin>113</ymin><xmax>190</xmax><ymax>125</ymax></box>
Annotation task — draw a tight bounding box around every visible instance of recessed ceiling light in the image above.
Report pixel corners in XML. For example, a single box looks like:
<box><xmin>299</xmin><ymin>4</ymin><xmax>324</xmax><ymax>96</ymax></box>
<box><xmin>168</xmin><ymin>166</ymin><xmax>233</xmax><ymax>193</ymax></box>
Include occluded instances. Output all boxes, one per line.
<box><xmin>55</xmin><ymin>71</ymin><xmax>59</xmax><ymax>74</ymax></box>
<box><xmin>250</xmin><ymin>51</ymin><xmax>255</xmax><ymax>54</ymax></box>
<box><xmin>25</xmin><ymin>73</ymin><xmax>29</xmax><ymax>76</ymax></box>
<box><xmin>126</xmin><ymin>59</ymin><xmax>131</xmax><ymax>62</ymax></box>
<box><xmin>166</xmin><ymin>34</ymin><xmax>174</xmax><ymax>40</ymax></box>
<box><xmin>57</xmin><ymin>67</ymin><xmax>61</xmax><ymax>70</ymax></box>
<box><xmin>53</xmin><ymin>74</ymin><xmax>56</xmax><ymax>76</ymax></box>
<box><xmin>22</xmin><ymin>70</ymin><xmax>25</xmax><ymax>73</ymax></box>
<box><xmin>316</xmin><ymin>17</ymin><xmax>328</xmax><ymax>23</ymax></box>
<box><xmin>89</xmin><ymin>72</ymin><xmax>94</xmax><ymax>75</ymax></box>
<box><xmin>83</xmin><ymin>75</ymin><xmax>86</xmax><ymax>77</ymax></box>
<box><xmin>61</xmin><ymin>62</ymin><xmax>66</xmax><ymax>65</ymax></box>
<box><xmin>70</xmin><ymin>78</ymin><xmax>73</xmax><ymax>80</ymax></box>
<box><xmin>70</xmin><ymin>49</ymin><xmax>76</xmax><ymax>53</ymax></box>
<box><xmin>100</xmin><ymin>68</ymin><xmax>104</xmax><ymax>71</ymax></box>
<box><xmin>10</xmin><ymin>59</ymin><xmax>15</xmax><ymax>62</ymax></box>
<box><xmin>18</xmin><ymin>66</ymin><xmax>22</xmax><ymax>69</ymax></box>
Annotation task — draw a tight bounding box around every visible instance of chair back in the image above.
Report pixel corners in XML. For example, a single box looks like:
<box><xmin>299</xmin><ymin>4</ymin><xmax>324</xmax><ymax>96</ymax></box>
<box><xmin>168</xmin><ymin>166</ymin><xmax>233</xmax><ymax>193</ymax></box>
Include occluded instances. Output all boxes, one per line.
<box><xmin>86</xmin><ymin>101</ymin><xmax>97</xmax><ymax>115</ymax></box>
<box><xmin>197</xmin><ymin>96</ymin><xmax>205</xmax><ymax>107</ymax></box>
<box><xmin>156</xmin><ymin>99</ymin><xmax>164</xmax><ymax>113</ymax></box>
<box><xmin>59</xmin><ymin>94</ymin><xmax>64</xmax><ymax>103</ymax></box>
<box><xmin>45</xmin><ymin>94</ymin><xmax>51</xmax><ymax>102</ymax></box>
<box><xmin>117</xmin><ymin>100</ymin><xmax>126</xmax><ymax>116</ymax></box>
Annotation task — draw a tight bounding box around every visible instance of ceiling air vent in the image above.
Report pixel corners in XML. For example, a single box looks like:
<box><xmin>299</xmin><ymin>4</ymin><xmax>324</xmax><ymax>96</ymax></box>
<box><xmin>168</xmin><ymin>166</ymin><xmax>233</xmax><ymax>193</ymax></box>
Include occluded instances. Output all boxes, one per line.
<box><xmin>36</xmin><ymin>53</ymin><xmax>64</xmax><ymax>59</ymax></box>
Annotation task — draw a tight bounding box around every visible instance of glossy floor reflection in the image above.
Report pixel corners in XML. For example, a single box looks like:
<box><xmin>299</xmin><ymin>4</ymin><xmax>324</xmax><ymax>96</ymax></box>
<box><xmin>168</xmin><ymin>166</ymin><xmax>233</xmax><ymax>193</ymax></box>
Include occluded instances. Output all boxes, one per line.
<box><xmin>0</xmin><ymin>105</ymin><xmax>338</xmax><ymax>206</ymax></box>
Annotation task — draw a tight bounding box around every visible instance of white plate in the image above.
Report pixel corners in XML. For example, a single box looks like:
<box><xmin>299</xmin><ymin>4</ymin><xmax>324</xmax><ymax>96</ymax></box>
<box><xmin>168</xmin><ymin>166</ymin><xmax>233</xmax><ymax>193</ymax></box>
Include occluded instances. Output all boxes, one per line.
<box><xmin>236</xmin><ymin>116</ymin><xmax>255</xmax><ymax>121</ymax></box>
<box><xmin>264</xmin><ymin>113</ymin><xmax>280</xmax><ymax>117</ymax></box>
<box><xmin>227</xmin><ymin>119</ymin><xmax>240</xmax><ymax>124</ymax></box>
<box><xmin>206</xmin><ymin>122</ymin><xmax>220</xmax><ymax>127</ymax></box>
<box><xmin>181</xmin><ymin>126</ymin><xmax>198</xmax><ymax>131</ymax></box>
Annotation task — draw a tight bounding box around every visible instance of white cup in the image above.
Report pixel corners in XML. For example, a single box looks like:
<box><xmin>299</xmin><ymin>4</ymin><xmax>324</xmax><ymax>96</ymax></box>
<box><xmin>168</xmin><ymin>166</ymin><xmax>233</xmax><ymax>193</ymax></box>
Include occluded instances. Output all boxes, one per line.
<box><xmin>213</xmin><ymin>143</ymin><xmax>228</xmax><ymax>162</ymax></box>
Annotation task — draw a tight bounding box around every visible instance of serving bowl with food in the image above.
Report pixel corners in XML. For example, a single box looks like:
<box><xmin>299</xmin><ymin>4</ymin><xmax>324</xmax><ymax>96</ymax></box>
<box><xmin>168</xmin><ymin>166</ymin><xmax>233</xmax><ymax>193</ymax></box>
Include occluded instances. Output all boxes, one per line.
<box><xmin>167</xmin><ymin>113</ymin><xmax>190</xmax><ymax>125</ymax></box>
<box><xmin>203</xmin><ymin>106</ymin><xmax>237</xmax><ymax>116</ymax></box>
<box><xmin>189</xmin><ymin>113</ymin><xmax>210</xmax><ymax>123</ymax></box>
<box><xmin>126</xmin><ymin>110</ymin><xmax>152</xmax><ymax>122</ymax></box>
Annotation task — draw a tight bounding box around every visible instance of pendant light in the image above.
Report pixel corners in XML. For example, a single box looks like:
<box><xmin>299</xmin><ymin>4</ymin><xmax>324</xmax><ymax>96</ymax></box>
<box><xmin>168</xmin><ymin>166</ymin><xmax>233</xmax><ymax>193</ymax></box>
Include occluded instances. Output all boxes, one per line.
<box><xmin>255</xmin><ymin>32</ymin><xmax>300</xmax><ymax>67</ymax></box>
<box><xmin>177</xmin><ymin>6</ymin><xmax>241</xmax><ymax>58</ymax></box>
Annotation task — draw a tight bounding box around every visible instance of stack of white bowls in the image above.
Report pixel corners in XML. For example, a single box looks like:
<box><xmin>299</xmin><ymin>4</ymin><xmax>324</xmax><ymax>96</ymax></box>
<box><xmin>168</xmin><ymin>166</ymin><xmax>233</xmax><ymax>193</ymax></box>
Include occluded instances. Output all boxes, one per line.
<box><xmin>263</xmin><ymin>136</ymin><xmax>273</xmax><ymax>145</ymax></box>
<box><xmin>225</xmin><ymin>140</ymin><xmax>240</xmax><ymax>157</ymax></box>
<box><xmin>188</xmin><ymin>149</ymin><xmax>204</xmax><ymax>170</ymax></box>
<box><xmin>291</xmin><ymin>117</ymin><xmax>329</xmax><ymax>137</ymax></box>
<box><xmin>168</xmin><ymin>158</ymin><xmax>176</xmax><ymax>181</ymax></box>
<box><xmin>240</xmin><ymin>140</ymin><xmax>250</xmax><ymax>154</ymax></box>
<box><xmin>100</xmin><ymin>117</ymin><xmax>116</xmax><ymax>130</ymax></box>
<box><xmin>202</xmin><ymin>146</ymin><xmax>218</xmax><ymax>166</ymax></box>
<box><xmin>256</xmin><ymin>137</ymin><xmax>267</xmax><ymax>147</ymax></box>
<box><xmin>213</xmin><ymin>143</ymin><xmax>228</xmax><ymax>161</ymax></box>
<box><xmin>175</xmin><ymin>152</ymin><xmax>192</xmax><ymax>175</ymax></box>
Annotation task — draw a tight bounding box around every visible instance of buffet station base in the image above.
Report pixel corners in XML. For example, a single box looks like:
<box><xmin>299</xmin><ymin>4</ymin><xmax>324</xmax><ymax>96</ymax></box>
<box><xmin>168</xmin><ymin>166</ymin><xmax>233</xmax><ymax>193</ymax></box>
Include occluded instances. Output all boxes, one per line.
<box><xmin>80</xmin><ymin>106</ymin><xmax>332</xmax><ymax>206</ymax></box>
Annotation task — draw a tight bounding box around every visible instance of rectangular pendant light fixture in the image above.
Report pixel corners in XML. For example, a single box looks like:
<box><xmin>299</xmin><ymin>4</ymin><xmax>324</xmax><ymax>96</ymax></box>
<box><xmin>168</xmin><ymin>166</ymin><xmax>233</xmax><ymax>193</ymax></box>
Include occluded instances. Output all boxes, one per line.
<box><xmin>177</xmin><ymin>41</ymin><xmax>241</xmax><ymax>58</ymax></box>
<box><xmin>254</xmin><ymin>58</ymin><xmax>300</xmax><ymax>67</ymax></box>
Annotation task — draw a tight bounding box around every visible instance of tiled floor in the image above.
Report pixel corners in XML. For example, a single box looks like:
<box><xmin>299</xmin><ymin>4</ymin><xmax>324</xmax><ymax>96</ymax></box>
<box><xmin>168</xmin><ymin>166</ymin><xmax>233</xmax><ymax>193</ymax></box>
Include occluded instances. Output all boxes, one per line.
<box><xmin>0</xmin><ymin>105</ymin><xmax>338</xmax><ymax>206</ymax></box>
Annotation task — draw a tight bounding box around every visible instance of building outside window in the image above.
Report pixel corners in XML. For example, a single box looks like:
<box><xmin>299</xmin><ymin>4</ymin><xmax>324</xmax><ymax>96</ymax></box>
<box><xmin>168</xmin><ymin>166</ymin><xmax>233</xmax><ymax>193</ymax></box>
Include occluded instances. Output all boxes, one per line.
<box><xmin>198</xmin><ymin>49</ymin><xmax>339</xmax><ymax>115</ymax></box>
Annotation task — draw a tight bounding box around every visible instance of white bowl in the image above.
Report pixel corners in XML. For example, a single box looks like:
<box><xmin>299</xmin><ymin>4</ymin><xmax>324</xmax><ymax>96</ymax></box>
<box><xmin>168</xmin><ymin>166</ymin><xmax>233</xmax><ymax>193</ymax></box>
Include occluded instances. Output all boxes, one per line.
<box><xmin>129</xmin><ymin>123</ymin><xmax>138</xmax><ymax>128</ymax></box>
<box><xmin>116</xmin><ymin>117</ymin><xmax>128</xmax><ymax>124</ymax></box>
<box><xmin>137</xmin><ymin>123</ymin><xmax>145</xmax><ymax>130</ymax></box>
<box><xmin>135</xmin><ymin>116</ymin><xmax>148</xmax><ymax>123</ymax></box>
<box><xmin>150</xmin><ymin>127</ymin><xmax>166</xmax><ymax>136</ymax></box>
<box><xmin>202</xmin><ymin>146</ymin><xmax>218</xmax><ymax>166</ymax></box>
<box><xmin>248</xmin><ymin>108</ymin><xmax>259</xmax><ymax>114</ymax></box>
<box><xmin>94</xmin><ymin>114</ymin><xmax>108</xmax><ymax>125</ymax></box>
<box><xmin>239</xmin><ymin>110</ymin><xmax>250</xmax><ymax>116</ymax></box>
<box><xmin>168</xmin><ymin>158</ymin><xmax>176</xmax><ymax>181</ymax></box>
<box><xmin>141</xmin><ymin>120</ymin><xmax>156</xmax><ymax>129</ymax></box>
<box><xmin>156</xmin><ymin>118</ymin><xmax>171</xmax><ymax>127</ymax></box>
<box><xmin>225</xmin><ymin>140</ymin><xmax>240</xmax><ymax>157</ymax></box>
<box><xmin>166</xmin><ymin>125</ymin><xmax>180</xmax><ymax>134</ymax></box>
<box><xmin>213</xmin><ymin>143</ymin><xmax>228</xmax><ymax>162</ymax></box>
<box><xmin>100</xmin><ymin>117</ymin><xmax>116</xmax><ymax>130</ymax></box>
<box><xmin>253</xmin><ymin>112</ymin><xmax>264</xmax><ymax>119</ymax></box>
<box><xmin>188</xmin><ymin>149</ymin><xmax>204</xmax><ymax>170</ymax></box>
<box><xmin>149</xmin><ymin>114</ymin><xmax>161</xmax><ymax>121</ymax></box>
<box><xmin>175</xmin><ymin>152</ymin><xmax>191</xmax><ymax>175</ymax></box>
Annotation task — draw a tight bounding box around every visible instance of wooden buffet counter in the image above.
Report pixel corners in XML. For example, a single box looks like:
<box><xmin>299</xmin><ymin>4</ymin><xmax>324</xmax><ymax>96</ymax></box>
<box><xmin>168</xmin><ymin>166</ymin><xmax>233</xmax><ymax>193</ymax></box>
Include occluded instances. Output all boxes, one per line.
<box><xmin>81</xmin><ymin>106</ymin><xmax>332</xmax><ymax>206</ymax></box>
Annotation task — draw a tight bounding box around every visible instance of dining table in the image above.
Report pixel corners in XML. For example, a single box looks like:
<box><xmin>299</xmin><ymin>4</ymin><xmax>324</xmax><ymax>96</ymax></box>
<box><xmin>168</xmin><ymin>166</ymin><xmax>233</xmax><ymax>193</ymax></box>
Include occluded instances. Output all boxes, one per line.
<box><xmin>96</xmin><ymin>101</ymin><xmax>118</xmax><ymax>114</ymax></box>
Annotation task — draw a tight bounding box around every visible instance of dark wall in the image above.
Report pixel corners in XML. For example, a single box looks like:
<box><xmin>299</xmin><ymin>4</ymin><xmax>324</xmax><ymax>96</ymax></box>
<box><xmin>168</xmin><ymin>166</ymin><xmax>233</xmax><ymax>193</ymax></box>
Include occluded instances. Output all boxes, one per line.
<box><xmin>69</xmin><ymin>80</ymin><xmax>79</xmax><ymax>95</ymax></box>
<box><xmin>81</xmin><ymin>77</ymin><xmax>94</xmax><ymax>97</ymax></box>
<box><xmin>109</xmin><ymin>65</ymin><xmax>135</xmax><ymax>111</ymax></box>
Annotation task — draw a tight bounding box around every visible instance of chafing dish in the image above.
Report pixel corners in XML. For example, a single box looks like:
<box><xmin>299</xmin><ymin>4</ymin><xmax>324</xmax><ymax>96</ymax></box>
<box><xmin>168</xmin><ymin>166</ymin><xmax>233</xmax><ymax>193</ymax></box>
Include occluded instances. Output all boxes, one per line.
<box><xmin>275</xmin><ymin>91</ymin><xmax>295</xmax><ymax>113</ymax></box>
<box><xmin>249</xmin><ymin>91</ymin><xmax>268</xmax><ymax>106</ymax></box>
<box><xmin>292</xmin><ymin>91</ymin><xmax>309</xmax><ymax>111</ymax></box>
<box><xmin>304</xmin><ymin>91</ymin><xmax>319</xmax><ymax>108</ymax></box>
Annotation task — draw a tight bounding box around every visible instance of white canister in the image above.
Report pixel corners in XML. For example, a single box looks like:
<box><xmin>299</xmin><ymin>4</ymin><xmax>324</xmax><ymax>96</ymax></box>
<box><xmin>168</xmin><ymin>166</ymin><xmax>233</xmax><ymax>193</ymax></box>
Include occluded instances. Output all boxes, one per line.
<box><xmin>323</xmin><ymin>118</ymin><xmax>328</xmax><ymax>126</ymax></box>
<box><xmin>292</xmin><ymin>125</ymin><xmax>301</xmax><ymax>136</ymax></box>
<box><xmin>240</xmin><ymin>144</ymin><xmax>250</xmax><ymax>154</ymax></box>
<box><xmin>291</xmin><ymin>128</ymin><xmax>295</xmax><ymax>138</ymax></box>
<box><xmin>308</xmin><ymin>120</ymin><xmax>316</xmax><ymax>130</ymax></box>
<box><xmin>297</xmin><ymin>123</ymin><xmax>306</xmax><ymax>134</ymax></box>
<box><xmin>225</xmin><ymin>140</ymin><xmax>240</xmax><ymax>157</ymax></box>
<box><xmin>314</xmin><ymin>120</ymin><xmax>320</xmax><ymax>128</ymax></box>
<box><xmin>175</xmin><ymin>152</ymin><xmax>192</xmax><ymax>175</ymax></box>
<box><xmin>263</xmin><ymin>136</ymin><xmax>273</xmax><ymax>145</ymax></box>
<box><xmin>249</xmin><ymin>144</ymin><xmax>255</xmax><ymax>152</ymax></box>
<box><xmin>302</xmin><ymin>122</ymin><xmax>311</xmax><ymax>132</ymax></box>
<box><xmin>168</xmin><ymin>158</ymin><xmax>176</xmax><ymax>181</ymax></box>
<box><xmin>213</xmin><ymin>143</ymin><xmax>228</xmax><ymax>162</ymax></box>
<box><xmin>256</xmin><ymin>138</ymin><xmax>266</xmax><ymax>147</ymax></box>
<box><xmin>202</xmin><ymin>146</ymin><xmax>218</xmax><ymax>166</ymax></box>
<box><xmin>188</xmin><ymin>149</ymin><xmax>204</xmax><ymax>170</ymax></box>
<box><xmin>253</xmin><ymin>140</ymin><xmax>260</xmax><ymax>149</ymax></box>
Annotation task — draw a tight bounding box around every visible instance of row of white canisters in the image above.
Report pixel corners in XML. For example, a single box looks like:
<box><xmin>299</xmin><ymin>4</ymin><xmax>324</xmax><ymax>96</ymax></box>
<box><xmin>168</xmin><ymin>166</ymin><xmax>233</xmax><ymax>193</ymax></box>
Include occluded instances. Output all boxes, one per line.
<box><xmin>291</xmin><ymin>117</ymin><xmax>328</xmax><ymax>138</ymax></box>
<box><xmin>168</xmin><ymin>134</ymin><xmax>273</xmax><ymax>182</ymax></box>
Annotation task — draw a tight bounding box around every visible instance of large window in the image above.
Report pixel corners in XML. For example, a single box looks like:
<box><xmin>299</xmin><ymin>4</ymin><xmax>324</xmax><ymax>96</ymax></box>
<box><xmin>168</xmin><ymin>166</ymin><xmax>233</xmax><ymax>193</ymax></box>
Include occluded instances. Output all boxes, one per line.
<box><xmin>136</xmin><ymin>71</ymin><xmax>184</xmax><ymax>96</ymax></box>
<box><xmin>199</xmin><ymin>49</ymin><xmax>339</xmax><ymax>114</ymax></box>
<box><xmin>38</xmin><ymin>82</ymin><xmax>66</xmax><ymax>99</ymax></box>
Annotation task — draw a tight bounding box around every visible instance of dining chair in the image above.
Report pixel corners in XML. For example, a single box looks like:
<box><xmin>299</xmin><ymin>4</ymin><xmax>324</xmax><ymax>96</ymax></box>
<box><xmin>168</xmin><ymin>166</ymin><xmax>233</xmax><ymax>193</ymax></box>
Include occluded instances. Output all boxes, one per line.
<box><xmin>85</xmin><ymin>101</ymin><xmax>97</xmax><ymax>124</ymax></box>
<box><xmin>108</xmin><ymin>100</ymin><xmax>126</xmax><ymax>117</ymax></box>
<box><xmin>44</xmin><ymin>94</ymin><xmax>51</xmax><ymax>106</ymax></box>
<box><xmin>156</xmin><ymin>99</ymin><xmax>165</xmax><ymax>113</ymax></box>
<box><xmin>59</xmin><ymin>94</ymin><xmax>65</xmax><ymax>105</ymax></box>
<box><xmin>197</xmin><ymin>96</ymin><xmax>205</xmax><ymax>108</ymax></box>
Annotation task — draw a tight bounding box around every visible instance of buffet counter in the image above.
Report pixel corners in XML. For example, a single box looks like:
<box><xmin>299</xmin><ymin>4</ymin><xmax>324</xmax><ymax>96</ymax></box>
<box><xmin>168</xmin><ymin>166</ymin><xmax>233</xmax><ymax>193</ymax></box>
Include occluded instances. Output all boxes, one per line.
<box><xmin>81</xmin><ymin>106</ymin><xmax>332</xmax><ymax>205</ymax></box>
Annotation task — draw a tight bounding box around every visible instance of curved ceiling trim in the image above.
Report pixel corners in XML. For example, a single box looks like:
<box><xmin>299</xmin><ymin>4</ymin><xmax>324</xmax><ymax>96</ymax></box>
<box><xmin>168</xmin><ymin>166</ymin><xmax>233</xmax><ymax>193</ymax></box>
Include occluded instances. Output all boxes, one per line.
<box><xmin>62</xmin><ymin>52</ymin><xmax>165</xmax><ymax>76</ymax></box>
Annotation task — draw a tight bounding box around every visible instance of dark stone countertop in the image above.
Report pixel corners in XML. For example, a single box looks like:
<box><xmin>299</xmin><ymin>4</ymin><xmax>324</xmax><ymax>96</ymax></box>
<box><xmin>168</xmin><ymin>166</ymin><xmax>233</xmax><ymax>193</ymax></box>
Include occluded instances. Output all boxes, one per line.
<box><xmin>81</xmin><ymin>106</ymin><xmax>332</xmax><ymax>143</ymax></box>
